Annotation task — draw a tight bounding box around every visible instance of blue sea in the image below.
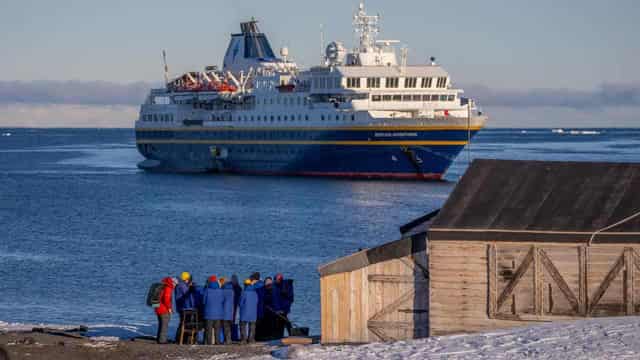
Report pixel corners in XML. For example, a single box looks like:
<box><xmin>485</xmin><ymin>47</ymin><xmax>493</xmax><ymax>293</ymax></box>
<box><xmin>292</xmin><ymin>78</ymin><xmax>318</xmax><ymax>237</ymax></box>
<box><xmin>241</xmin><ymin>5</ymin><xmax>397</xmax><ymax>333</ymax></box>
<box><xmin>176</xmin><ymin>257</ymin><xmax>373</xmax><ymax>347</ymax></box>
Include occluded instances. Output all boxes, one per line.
<box><xmin>1</xmin><ymin>127</ymin><xmax>639</xmax><ymax>338</ymax></box>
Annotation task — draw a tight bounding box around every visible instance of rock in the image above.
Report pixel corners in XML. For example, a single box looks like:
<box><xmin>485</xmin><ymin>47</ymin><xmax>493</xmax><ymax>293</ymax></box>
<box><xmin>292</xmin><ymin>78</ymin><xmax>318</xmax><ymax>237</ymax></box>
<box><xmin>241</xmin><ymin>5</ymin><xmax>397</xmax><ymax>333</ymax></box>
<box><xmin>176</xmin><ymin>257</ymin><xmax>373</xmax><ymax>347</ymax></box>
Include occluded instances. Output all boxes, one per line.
<box><xmin>20</xmin><ymin>337</ymin><xmax>36</xmax><ymax>345</ymax></box>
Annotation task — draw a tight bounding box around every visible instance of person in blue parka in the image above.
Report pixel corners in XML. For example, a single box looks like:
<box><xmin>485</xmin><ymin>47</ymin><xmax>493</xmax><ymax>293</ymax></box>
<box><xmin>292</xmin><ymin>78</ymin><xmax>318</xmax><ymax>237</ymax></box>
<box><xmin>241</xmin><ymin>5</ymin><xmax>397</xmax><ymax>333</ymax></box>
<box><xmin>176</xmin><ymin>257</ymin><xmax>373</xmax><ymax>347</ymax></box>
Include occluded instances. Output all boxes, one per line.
<box><xmin>202</xmin><ymin>275</ymin><xmax>224</xmax><ymax>345</ymax></box>
<box><xmin>174</xmin><ymin>272</ymin><xmax>199</xmax><ymax>342</ymax></box>
<box><xmin>239</xmin><ymin>279</ymin><xmax>258</xmax><ymax>343</ymax></box>
<box><xmin>221</xmin><ymin>278</ymin><xmax>235</xmax><ymax>344</ymax></box>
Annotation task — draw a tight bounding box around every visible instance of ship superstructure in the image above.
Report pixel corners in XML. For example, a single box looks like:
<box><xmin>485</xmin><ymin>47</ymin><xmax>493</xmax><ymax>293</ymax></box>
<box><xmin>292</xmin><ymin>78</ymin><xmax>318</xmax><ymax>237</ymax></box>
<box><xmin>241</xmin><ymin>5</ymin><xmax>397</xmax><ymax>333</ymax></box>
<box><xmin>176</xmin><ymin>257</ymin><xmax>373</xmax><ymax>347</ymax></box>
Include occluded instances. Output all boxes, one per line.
<box><xmin>135</xmin><ymin>2</ymin><xmax>487</xmax><ymax>179</ymax></box>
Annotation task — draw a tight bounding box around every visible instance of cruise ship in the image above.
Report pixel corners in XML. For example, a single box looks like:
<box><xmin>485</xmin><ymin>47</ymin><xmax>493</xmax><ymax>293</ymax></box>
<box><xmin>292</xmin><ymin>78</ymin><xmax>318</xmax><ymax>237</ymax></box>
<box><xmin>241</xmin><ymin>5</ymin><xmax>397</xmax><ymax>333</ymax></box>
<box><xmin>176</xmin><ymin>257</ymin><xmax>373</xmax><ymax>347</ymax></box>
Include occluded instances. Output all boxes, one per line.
<box><xmin>135</xmin><ymin>2</ymin><xmax>488</xmax><ymax>180</ymax></box>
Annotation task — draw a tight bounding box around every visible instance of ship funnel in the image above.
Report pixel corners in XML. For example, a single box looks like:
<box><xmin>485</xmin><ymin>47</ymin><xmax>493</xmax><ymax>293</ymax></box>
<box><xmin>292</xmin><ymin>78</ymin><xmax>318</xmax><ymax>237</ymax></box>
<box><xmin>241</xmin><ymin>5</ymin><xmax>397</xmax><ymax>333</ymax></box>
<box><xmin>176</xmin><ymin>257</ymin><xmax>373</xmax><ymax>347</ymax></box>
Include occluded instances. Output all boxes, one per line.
<box><xmin>240</xmin><ymin>19</ymin><xmax>260</xmax><ymax>34</ymax></box>
<box><xmin>223</xmin><ymin>19</ymin><xmax>277</xmax><ymax>74</ymax></box>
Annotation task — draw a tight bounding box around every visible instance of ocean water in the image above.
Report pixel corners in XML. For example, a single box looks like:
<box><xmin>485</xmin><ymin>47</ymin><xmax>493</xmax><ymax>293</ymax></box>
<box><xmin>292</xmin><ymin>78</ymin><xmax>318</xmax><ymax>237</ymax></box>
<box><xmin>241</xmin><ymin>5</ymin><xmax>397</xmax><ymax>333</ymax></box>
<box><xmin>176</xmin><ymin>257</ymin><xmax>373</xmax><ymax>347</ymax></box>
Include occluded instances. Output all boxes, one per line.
<box><xmin>0</xmin><ymin>127</ymin><xmax>639</xmax><ymax>338</ymax></box>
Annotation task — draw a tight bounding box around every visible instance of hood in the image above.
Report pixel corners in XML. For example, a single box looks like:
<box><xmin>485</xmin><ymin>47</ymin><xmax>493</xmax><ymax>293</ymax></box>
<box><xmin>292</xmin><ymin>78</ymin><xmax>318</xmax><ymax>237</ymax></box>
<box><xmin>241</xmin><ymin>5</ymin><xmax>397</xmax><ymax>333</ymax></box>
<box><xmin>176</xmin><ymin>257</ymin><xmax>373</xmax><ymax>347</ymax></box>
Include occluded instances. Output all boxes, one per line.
<box><xmin>207</xmin><ymin>282</ymin><xmax>220</xmax><ymax>289</ymax></box>
<box><xmin>162</xmin><ymin>277</ymin><xmax>175</xmax><ymax>289</ymax></box>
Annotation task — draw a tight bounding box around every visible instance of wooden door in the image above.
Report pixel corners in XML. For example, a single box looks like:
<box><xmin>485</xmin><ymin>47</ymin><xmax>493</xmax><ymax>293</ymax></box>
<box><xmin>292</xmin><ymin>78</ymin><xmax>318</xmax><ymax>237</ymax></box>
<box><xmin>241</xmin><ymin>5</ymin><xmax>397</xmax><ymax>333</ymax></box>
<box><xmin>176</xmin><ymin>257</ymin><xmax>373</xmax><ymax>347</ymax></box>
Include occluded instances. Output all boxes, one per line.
<box><xmin>487</xmin><ymin>244</ymin><xmax>640</xmax><ymax>321</ymax></box>
<box><xmin>366</xmin><ymin>252</ymin><xmax>429</xmax><ymax>341</ymax></box>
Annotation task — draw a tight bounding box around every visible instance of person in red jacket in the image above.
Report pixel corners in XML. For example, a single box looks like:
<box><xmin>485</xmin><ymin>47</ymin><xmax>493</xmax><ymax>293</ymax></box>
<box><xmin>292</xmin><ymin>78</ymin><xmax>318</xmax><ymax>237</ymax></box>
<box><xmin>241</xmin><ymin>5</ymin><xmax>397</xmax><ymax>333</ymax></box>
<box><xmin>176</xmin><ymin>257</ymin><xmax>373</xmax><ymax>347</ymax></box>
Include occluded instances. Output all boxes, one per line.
<box><xmin>155</xmin><ymin>277</ymin><xmax>176</xmax><ymax>344</ymax></box>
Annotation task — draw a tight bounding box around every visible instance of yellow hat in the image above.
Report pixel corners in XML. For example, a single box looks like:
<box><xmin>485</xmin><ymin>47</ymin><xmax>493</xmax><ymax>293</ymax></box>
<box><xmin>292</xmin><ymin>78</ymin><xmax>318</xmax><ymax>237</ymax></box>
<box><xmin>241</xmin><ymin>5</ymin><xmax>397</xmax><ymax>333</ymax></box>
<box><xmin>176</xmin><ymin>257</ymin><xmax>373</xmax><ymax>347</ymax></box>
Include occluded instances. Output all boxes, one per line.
<box><xmin>244</xmin><ymin>279</ymin><xmax>252</xmax><ymax>285</ymax></box>
<box><xmin>180</xmin><ymin>272</ymin><xmax>191</xmax><ymax>281</ymax></box>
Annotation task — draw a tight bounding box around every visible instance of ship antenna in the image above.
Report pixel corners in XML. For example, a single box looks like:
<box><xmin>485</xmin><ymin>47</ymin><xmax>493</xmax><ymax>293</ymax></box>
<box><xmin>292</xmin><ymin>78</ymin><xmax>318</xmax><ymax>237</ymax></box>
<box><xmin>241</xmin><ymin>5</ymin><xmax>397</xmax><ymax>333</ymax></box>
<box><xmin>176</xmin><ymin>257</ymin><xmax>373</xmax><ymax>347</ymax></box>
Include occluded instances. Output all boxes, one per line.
<box><xmin>353</xmin><ymin>0</ymin><xmax>380</xmax><ymax>53</ymax></box>
<box><xmin>320</xmin><ymin>24</ymin><xmax>325</xmax><ymax>65</ymax></box>
<box><xmin>162</xmin><ymin>50</ymin><xmax>170</xmax><ymax>86</ymax></box>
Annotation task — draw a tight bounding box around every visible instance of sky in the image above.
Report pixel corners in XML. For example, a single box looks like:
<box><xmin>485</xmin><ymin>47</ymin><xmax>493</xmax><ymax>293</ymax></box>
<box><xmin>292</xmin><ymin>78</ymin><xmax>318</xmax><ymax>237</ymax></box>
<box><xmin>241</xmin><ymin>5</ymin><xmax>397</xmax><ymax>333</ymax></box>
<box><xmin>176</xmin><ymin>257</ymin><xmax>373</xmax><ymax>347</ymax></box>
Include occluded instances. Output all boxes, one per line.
<box><xmin>0</xmin><ymin>0</ymin><xmax>639</xmax><ymax>127</ymax></box>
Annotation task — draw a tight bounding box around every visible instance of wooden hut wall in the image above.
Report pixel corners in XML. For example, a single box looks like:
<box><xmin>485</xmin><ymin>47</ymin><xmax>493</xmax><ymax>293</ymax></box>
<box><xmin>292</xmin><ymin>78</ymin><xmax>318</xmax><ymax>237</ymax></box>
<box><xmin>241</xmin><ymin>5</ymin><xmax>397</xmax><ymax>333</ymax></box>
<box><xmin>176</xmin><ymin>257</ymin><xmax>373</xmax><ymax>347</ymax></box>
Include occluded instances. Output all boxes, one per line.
<box><xmin>321</xmin><ymin>251</ymin><xmax>429</xmax><ymax>344</ymax></box>
<box><xmin>429</xmin><ymin>240</ymin><xmax>640</xmax><ymax>336</ymax></box>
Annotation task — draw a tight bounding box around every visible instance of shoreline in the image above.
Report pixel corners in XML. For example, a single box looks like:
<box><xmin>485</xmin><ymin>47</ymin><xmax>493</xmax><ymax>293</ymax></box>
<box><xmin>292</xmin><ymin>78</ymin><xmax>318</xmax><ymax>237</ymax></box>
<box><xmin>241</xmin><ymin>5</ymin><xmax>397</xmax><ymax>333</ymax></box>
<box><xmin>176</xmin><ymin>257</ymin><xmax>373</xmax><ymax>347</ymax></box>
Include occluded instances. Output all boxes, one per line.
<box><xmin>0</xmin><ymin>329</ymin><xmax>274</xmax><ymax>360</ymax></box>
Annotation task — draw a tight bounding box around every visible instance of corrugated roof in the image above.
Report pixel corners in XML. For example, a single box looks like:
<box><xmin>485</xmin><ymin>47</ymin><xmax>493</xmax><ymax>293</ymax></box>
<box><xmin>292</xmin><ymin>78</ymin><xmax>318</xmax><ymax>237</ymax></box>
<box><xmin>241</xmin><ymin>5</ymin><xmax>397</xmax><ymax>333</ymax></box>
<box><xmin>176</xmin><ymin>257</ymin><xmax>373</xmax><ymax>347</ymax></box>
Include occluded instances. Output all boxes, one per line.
<box><xmin>429</xmin><ymin>159</ymin><xmax>640</xmax><ymax>243</ymax></box>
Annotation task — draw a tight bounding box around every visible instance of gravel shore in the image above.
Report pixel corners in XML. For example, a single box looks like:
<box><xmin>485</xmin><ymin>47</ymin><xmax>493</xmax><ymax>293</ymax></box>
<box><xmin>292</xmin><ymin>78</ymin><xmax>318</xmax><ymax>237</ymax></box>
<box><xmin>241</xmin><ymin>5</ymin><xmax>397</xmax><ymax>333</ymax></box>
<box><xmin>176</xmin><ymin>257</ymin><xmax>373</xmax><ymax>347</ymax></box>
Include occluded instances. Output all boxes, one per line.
<box><xmin>0</xmin><ymin>331</ymin><xmax>273</xmax><ymax>360</ymax></box>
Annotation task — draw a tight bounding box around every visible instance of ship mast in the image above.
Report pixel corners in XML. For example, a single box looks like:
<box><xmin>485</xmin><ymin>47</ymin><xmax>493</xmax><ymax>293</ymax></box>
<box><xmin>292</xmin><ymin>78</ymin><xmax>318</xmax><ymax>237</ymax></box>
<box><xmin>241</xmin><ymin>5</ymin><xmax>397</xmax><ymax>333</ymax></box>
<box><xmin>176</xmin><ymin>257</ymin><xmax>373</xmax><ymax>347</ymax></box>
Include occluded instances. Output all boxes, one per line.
<box><xmin>353</xmin><ymin>1</ymin><xmax>380</xmax><ymax>54</ymax></box>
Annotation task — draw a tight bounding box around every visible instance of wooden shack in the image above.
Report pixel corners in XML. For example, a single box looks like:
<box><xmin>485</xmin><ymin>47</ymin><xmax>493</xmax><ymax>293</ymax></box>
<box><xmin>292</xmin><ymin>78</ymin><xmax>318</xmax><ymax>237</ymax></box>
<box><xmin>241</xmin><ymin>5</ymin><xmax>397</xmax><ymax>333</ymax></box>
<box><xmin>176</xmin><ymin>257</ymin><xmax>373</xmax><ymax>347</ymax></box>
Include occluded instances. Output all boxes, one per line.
<box><xmin>428</xmin><ymin>159</ymin><xmax>640</xmax><ymax>336</ymax></box>
<box><xmin>318</xmin><ymin>234</ymin><xmax>430</xmax><ymax>344</ymax></box>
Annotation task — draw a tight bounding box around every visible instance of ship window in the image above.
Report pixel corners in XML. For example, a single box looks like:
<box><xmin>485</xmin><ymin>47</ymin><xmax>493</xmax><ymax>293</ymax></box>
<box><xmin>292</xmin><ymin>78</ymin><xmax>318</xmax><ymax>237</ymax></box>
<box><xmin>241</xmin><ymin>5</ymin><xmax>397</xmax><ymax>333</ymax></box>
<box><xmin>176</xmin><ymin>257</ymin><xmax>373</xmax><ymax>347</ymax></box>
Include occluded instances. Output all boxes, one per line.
<box><xmin>336</xmin><ymin>115</ymin><xmax>340</xmax><ymax>121</ymax></box>
<box><xmin>436</xmin><ymin>77</ymin><xmax>448</xmax><ymax>88</ymax></box>
<box><xmin>321</xmin><ymin>115</ymin><xmax>325</xmax><ymax>121</ymax></box>
<box><xmin>351</xmin><ymin>115</ymin><xmax>355</xmax><ymax>121</ymax></box>
<box><xmin>382</xmin><ymin>95</ymin><xmax>392</xmax><ymax>101</ymax></box>
<box><xmin>393</xmin><ymin>95</ymin><xmax>402</xmax><ymax>101</ymax></box>
<box><xmin>346</xmin><ymin>77</ymin><xmax>361</xmax><ymax>88</ymax></box>
<box><xmin>366</xmin><ymin>77</ymin><xmax>381</xmax><ymax>88</ymax></box>
<box><xmin>421</xmin><ymin>77</ymin><xmax>433</xmax><ymax>88</ymax></box>
<box><xmin>284</xmin><ymin>115</ymin><xmax>288</xmax><ymax>121</ymax></box>
<box><xmin>270</xmin><ymin>116</ymin><xmax>274</xmax><ymax>122</ymax></box>
<box><xmin>386</xmin><ymin>77</ymin><xmax>399</xmax><ymax>88</ymax></box>
<box><xmin>405</xmin><ymin>77</ymin><xmax>417</xmax><ymax>88</ymax></box>
<box><xmin>440</xmin><ymin>95</ymin><xmax>448</xmax><ymax>101</ymax></box>
<box><xmin>305</xmin><ymin>115</ymin><xmax>309</xmax><ymax>121</ymax></box>
<box><xmin>403</xmin><ymin>95</ymin><xmax>412</xmax><ymax>101</ymax></box>
<box><xmin>372</xmin><ymin>95</ymin><xmax>381</xmax><ymax>102</ymax></box>
<box><xmin>448</xmin><ymin>95</ymin><xmax>455</xmax><ymax>101</ymax></box>
<box><xmin>431</xmin><ymin>94</ymin><xmax>440</xmax><ymax>101</ymax></box>
<box><xmin>412</xmin><ymin>95</ymin><xmax>422</xmax><ymax>101</ymax></box>
<box><xmin>291</xmin><ymin>115</ymin><xmax>295</xmax><ymax>121</ymax></box>
<box><xmin>277</xmin><ymin>115</ymin><xmax>281</xmax><ymax>121</ymax></box>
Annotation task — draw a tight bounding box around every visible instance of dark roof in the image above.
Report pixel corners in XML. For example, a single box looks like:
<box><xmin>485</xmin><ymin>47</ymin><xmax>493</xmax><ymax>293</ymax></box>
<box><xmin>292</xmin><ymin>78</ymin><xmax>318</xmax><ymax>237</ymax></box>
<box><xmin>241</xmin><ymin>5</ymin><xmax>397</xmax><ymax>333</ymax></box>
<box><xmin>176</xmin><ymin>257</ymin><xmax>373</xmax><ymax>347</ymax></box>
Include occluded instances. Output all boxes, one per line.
<box><xmin>399</xmin><ymin>209</ymin><xmax>440</xmax><ymax>237</ymax></box>
<box><xmin>429</xmin><ymin>159</ymin><xmax>640</xmax><ymax>243</ymax></box>
<box><xmin>318</xmin><ymin>233</ymin><xmax>426</xmax><ymax>277</ymax></box>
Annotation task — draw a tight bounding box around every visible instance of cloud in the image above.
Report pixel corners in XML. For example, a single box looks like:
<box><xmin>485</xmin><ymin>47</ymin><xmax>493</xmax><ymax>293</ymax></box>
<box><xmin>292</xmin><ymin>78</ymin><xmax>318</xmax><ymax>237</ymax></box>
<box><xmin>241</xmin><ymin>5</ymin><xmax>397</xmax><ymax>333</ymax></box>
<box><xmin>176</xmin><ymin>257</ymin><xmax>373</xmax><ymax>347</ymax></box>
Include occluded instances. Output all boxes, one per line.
<box><xmin>0</xmin><ymin>81</ymin><xmax>153</xmax><ymax>106</ymax></box>
<box><xmin>0</xmin><ymin>103</ymin><xmax>137</xmax><ymax>128</ymax></box>
<box><xmin>464</xmin><ymin>83</ymin><xmax>640</xmax><ymax>109</ymax></box>
<box><xmin>0</xmin><ymin>80</ymin><xmax>638</xmax><ymax>128</ymax></box>
<box><xmin>1</xmin><ymin>80</ymin><xmax>639</xmax><ymax>110</ymax></box>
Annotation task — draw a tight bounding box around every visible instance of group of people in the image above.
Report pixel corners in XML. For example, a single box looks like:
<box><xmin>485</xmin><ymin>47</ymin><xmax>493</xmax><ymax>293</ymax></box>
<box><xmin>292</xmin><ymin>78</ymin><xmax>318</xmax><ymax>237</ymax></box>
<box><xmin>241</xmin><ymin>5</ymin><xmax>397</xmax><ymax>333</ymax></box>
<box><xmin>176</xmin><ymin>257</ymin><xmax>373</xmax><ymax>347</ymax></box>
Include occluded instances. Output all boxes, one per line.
<box><xmin>153</xmin><ymin>271</ymin><xmax>294</xmax><ymax>345</ymax></box>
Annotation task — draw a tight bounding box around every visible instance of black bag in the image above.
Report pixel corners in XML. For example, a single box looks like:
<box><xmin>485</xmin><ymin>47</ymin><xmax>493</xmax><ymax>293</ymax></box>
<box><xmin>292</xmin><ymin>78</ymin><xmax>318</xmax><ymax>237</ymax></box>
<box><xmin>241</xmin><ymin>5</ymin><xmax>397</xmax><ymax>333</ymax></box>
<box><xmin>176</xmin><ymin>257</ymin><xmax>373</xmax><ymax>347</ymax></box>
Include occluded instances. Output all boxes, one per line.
<box><xmin>146</xmin><ymin>283</ymin><xmax>165</xmax><ymax>308</ymax></box>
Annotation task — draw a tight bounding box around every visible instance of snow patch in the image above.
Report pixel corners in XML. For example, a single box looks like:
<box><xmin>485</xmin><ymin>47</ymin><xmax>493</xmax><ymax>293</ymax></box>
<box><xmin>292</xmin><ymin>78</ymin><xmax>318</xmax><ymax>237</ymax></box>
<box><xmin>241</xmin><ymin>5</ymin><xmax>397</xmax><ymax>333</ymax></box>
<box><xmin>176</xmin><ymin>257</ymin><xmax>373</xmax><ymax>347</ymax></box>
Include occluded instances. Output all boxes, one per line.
<box><xmin>281</xmin><ymin>317</ymin><xmax>640</xmax><ymax>359</ymax></box>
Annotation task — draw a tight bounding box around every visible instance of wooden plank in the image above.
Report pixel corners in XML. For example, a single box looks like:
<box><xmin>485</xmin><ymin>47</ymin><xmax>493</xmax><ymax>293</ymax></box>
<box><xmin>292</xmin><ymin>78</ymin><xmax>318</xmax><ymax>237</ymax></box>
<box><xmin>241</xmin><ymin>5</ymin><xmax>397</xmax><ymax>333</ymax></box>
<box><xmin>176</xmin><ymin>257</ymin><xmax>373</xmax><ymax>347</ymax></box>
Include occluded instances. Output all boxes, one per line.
<box><xmin>281</xmin><ymin>337</ymin><xmax>313</xmax><ymax>345</ymax></box>
<box><xmin>368</xmin><ymin>320</ymin><xmax>428</xmax><ymax>330</ymax></box>
<box><xmin>349</xmin><ymin>269</ymin><xmax>359</xmax><ymax>342</ymax></box>
<box><xmin>631</xmin><ymin>248</ymin><xmax>640</xmax><ymax>274</ymax></box>
<box><xmin>589</xmin><ymin>252</ymin><xmax>625</xmax><ymax>314</ymax></box>
<box><xmin>496</xmin><ymin>246</ymin><xmax>535</xmax><ymax>311</ymax></box>
<box><xmin>493</xmin><ymin>314</ymin><xmax>583</xmax><ymax>322</ymax></box>
<box><xmin>539</xmin><ymin>248</ymin><xmax>580</xmax><ymax>313</ymax></box>
<box><xmin>368</xmin><ymin>274</ymin><xmax>428</xmax><ymax>283</ymax></box>
<box><xmin>369</xmin><ymin>289</ymin><xmax>416</xmax><ymax>322</ymax></box>
<box><xmin>624</xmin><ymin>248</ymin><xmax>634</xmax><ymax>315</ymax></box>
<box><xmin>368</xmin><ymin>326</ymin><xmax>392</xmax><ymax>342</ymax></box>
<box><xmin>578</xmin><ymin>246</ymin><xmax>588</xmax><ymax>316</ymax></box>
<box><xmin>361</xmin><ymin>265</ymin><xmax>369</xmax><ymax>342</ymax></box>
<box><xmin>320</xmin><ymin>277</ymin><xmax>327</xmax><ymax>343</ymax></box>
<box><xmin>487</xmin><ymin>243</ymin><xmax>497</xmax><ymax>318</ymax></box>
<box><xmin>533</xmin><ymin>247</ymin><xmax>543</xmax><ymax>315</ymax></box>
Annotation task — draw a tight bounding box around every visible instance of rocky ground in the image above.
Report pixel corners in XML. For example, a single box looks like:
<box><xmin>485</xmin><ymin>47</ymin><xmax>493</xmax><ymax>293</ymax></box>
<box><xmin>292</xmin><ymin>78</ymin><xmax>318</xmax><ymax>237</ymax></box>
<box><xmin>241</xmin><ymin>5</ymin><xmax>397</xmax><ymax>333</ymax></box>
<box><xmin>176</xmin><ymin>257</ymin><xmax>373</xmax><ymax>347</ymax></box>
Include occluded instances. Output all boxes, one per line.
<box><xmin>0</xmin><ymin>331</ymin><xmax>273</xmax><ymax>360</ymax></box>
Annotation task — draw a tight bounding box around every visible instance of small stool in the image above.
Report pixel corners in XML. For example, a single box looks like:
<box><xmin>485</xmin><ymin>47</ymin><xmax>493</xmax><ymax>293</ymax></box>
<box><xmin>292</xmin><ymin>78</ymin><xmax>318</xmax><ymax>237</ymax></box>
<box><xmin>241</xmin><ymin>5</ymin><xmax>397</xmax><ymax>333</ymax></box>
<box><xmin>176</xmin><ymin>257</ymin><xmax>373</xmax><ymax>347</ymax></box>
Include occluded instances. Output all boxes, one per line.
<box><xmin>178</xmin><ymin>309</ymin><xmax>200</xmax><ymax>345</ymax></box>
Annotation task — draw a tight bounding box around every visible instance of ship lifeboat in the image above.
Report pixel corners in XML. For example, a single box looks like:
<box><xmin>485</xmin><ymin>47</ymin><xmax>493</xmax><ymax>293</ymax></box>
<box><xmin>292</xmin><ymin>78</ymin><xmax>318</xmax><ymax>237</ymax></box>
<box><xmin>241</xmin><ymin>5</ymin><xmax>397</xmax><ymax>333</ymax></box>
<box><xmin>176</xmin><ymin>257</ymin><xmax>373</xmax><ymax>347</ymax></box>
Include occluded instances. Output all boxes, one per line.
<box><xmin>276</xmin><ymin>84</ymin><xmax>295</xmax><ymax>93</ymax></box>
